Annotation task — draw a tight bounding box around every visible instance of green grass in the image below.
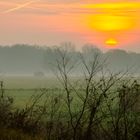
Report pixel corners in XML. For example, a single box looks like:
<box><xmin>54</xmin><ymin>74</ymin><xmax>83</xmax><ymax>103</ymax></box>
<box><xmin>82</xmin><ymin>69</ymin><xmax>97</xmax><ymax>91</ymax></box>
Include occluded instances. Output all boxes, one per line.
<box><xmin>1</xmin><ymin>76</ymin><xmax>59</xmax><ymax>107</ymax></box>
<box><xmin>0</xmin><ymin>76</ymin><xmax>139</xmax><ymax>140</ymax></box>
<box><xmin>2</xmin><ymin>76</ymin><xmax>60</xmax><ymax>89</ymax></box>
<box><xmin>2</xmin><ymin>76</ymin><xmax>84</xmax><ymax>108</ymax></box>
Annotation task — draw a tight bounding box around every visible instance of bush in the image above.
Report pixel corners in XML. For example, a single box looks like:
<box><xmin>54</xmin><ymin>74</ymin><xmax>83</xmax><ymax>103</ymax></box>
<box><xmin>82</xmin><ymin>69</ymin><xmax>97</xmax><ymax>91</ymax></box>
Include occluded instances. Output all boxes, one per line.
<box><xmin>0</xmin><ymin>79</ymin><xmax>139</xmax><ymax>140</ymax></box>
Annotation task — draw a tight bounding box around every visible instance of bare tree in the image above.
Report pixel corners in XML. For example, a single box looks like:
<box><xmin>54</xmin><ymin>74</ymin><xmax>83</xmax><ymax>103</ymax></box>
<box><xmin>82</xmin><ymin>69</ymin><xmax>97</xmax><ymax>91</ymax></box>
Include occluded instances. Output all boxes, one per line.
<box><xmin>49</xmin><ymin>46</ymin><xmax>140</xmax><ymax>140</ymax></box>
<box><xmin>54</xmin><ymin>47</ymin><xmax>107</xmax><ymax>139</ymax></box>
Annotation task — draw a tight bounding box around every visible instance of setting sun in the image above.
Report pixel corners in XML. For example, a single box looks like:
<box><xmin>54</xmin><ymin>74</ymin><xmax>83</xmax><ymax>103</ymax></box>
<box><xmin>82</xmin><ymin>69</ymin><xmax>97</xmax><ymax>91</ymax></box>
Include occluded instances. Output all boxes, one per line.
<box><xmin>105</xmin><ymin>38</ymin><xmax>118</xmax><ymax>46</ymax></box>
<box><xmin>83</xmin><ymin>1</ymin><xmax>139</xmax><ymax>47</ymax></box>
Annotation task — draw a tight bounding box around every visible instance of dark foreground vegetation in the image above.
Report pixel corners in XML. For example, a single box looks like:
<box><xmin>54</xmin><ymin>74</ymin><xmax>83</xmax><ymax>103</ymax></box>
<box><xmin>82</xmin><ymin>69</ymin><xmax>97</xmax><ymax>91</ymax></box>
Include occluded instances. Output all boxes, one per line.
<box><xmin>0</xmin><ymin>48</ymin><xmax>140</xmax><ymax>140</ymax></box>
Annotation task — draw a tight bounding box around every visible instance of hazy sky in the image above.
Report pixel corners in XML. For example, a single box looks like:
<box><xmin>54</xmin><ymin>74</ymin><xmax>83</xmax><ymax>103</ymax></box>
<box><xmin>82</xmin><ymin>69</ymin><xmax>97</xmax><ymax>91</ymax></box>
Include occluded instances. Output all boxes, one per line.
<box><xmin>0</xmin><ymin>0</ymin><xmax>140</xmax><ymax>51</ymax></box>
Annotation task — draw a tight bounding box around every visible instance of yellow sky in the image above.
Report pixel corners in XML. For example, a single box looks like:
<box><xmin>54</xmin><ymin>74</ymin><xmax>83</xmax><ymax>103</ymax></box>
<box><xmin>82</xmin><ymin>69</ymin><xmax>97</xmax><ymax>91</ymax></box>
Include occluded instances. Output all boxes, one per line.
<box><xmin>0</xmin><ymin>0</ymin><xmax>140</xmax><ymax>51</ymax></box>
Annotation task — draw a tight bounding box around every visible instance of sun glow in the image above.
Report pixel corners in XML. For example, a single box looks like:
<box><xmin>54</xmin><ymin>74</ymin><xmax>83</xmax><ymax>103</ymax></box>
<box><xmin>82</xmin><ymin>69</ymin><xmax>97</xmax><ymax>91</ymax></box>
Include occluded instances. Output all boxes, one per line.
<box><xmin>0</xmin><ymin>1</ymin><xmax>140</xmax><ymax>50</ymax></box>
<box><xmin>81</xmin><ymin>2</ymin><xmax>140</xmax><ymax>9</ymax></box>
<box><xmin>105</xmin><ymin>38</ymin><xmax>118</xmax><ymax>46</ymax></box>
<box><xmin>87</xmin><ymin>15</ymin><xmax>135</xmax><ymax>31</ymax></box>
<box><xmin>83</xmin><ymin>2</ymin><xmax>140</xmax><ymax>47</ymax></box>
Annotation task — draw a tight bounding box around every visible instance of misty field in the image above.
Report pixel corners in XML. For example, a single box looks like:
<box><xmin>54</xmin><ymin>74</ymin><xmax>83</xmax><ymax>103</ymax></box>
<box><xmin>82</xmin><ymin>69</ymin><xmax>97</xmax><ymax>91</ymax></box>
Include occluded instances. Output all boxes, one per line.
<box><xmin>3</xmin><ymin>76</ymin><xmax>93</xmax><ymax>115</ymax></box>
<box><xmin>2</xmin><ymin>76</ymin><xmax>60</xmax><ymax>107</ymax></box>
<box><xmin>0</xmin><ymin>47</ymin><xmax>140</xmax><ymax>140</ymax></box>
<box><xmin>0</xmin><ymin>75</ymin><xmax>139</xmax><ymax>140</ymax></box>
<box><xmin>3</xmin><ymin>76</ymin><xmax>85</xmax><ymax>111</ymax></box>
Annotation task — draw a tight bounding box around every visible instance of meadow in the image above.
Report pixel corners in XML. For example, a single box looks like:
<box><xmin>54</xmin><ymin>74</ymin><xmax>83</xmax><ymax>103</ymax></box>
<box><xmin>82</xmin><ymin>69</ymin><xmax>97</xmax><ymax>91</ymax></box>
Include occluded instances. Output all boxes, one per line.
<box><xmin>2</xmin><ymin>76</ymin><xmax>55</xmax><ymax>107</ymax></box>
<box><xmin>0</xmin><ymin>74</ymin><xmax>139</xmax><ymax>140</ymax></box>
<box><xmin>0</xmin><ymin>48</ymin><xmax>140</xmax><ymax>140</ymax></box>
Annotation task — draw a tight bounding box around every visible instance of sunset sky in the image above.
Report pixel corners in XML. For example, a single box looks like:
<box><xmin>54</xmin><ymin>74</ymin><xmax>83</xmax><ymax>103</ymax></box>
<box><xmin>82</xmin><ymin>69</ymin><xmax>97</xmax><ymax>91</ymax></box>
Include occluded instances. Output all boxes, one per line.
<box><xmin>0</xmin><ymin>0</ymin><xmax>140</xmax><ymax>51</ymax></box>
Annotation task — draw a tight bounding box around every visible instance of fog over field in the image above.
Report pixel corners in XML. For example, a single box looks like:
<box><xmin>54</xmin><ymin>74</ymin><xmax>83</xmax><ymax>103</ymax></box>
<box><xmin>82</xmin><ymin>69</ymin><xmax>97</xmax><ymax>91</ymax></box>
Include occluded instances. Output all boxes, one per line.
<box><xmin>0</xmin><ymin>44</ymin><xmax>140</xmax><ymax>75</ymax></box>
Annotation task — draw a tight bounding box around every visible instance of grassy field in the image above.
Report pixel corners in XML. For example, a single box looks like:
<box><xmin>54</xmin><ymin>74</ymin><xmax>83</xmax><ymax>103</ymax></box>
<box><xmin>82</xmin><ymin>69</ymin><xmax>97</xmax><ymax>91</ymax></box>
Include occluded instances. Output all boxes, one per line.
<box><xmin>1</xmin><ymin>76</ymin><xmax>60</xmax><ymax>107</ymax></box>
<box><xmin>0</xmin><ymin>75</ymin><xmax>139</xmax><ymax>140</ymax></box>
<box><xmin>2</xmin><ymin>76</ymin><xmax>60</xmax><ymax>89</ymax></box>
<box><xmin>2</xmin><ymin>76</ymin><xmax>88</xmax><ymax>107</ymax></box>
